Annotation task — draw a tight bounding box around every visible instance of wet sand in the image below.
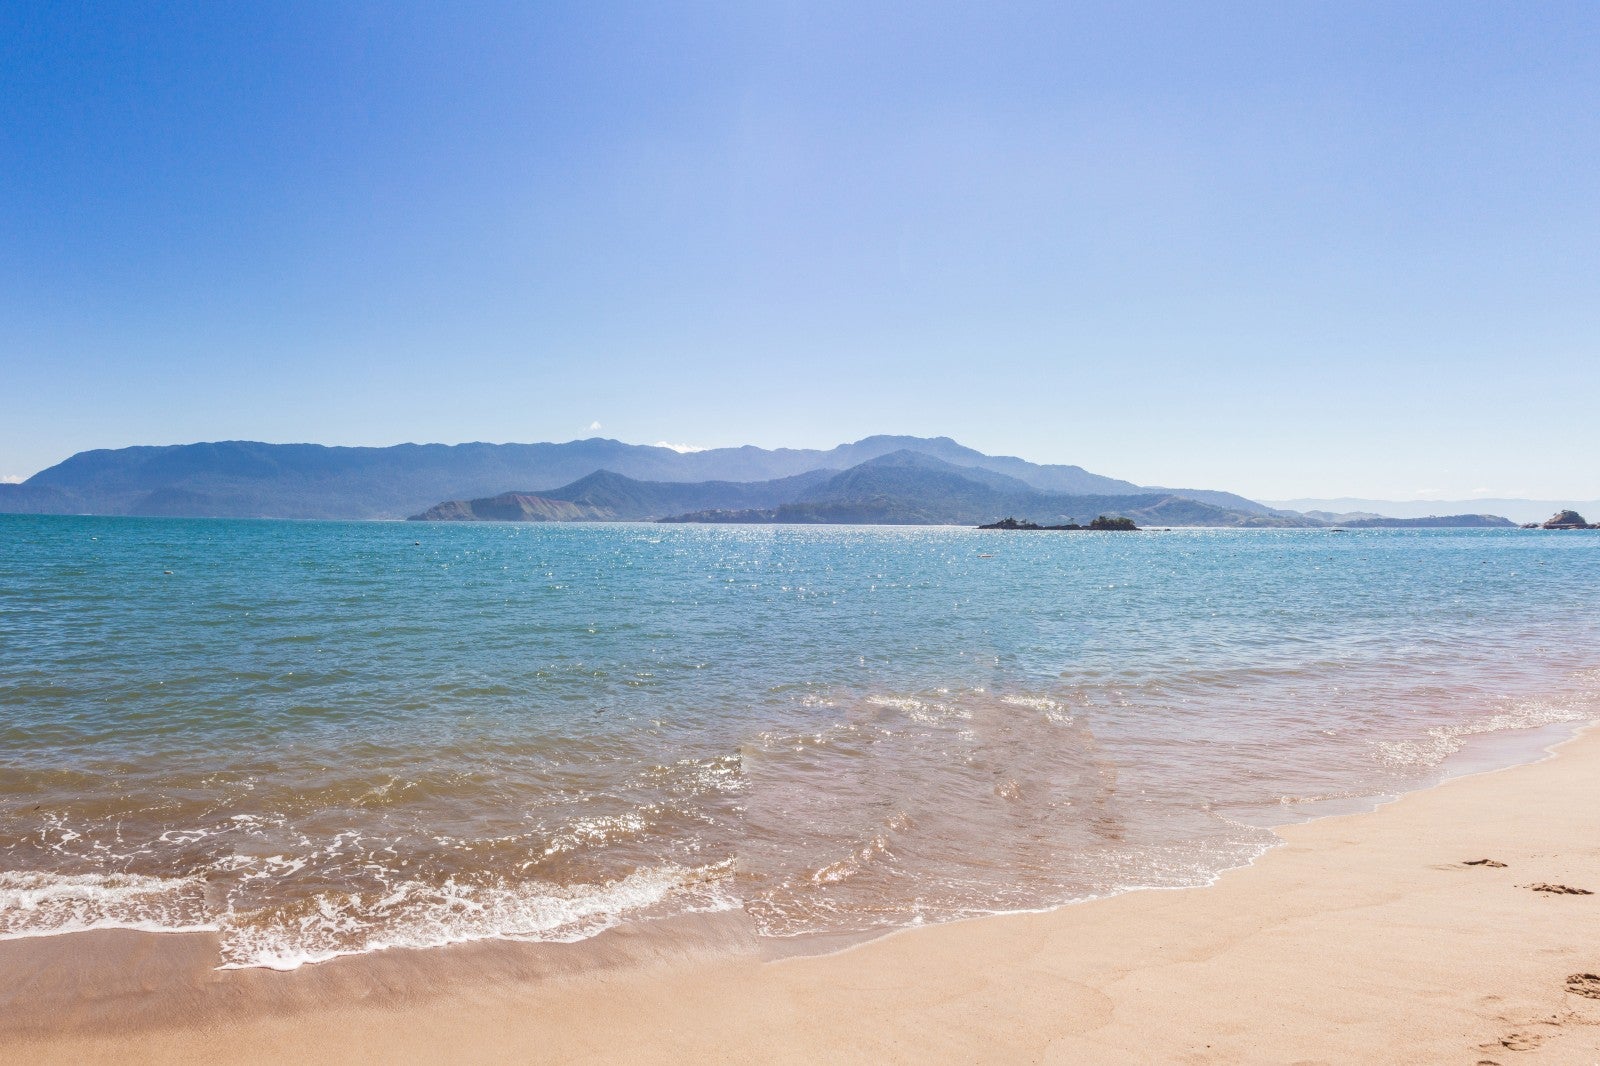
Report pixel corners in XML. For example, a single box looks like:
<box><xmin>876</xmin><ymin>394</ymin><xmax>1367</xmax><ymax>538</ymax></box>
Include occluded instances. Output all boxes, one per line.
<box><xmin>8</xmin><ymin>724</ymin><xmax>1600</xmax><ymax>1064</ymax></box>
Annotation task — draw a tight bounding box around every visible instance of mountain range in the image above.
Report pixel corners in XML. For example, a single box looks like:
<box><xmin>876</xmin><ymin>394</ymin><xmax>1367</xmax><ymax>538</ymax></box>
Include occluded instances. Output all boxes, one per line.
<box><xmin>0</xmin><ymin>435</ymin><xmax>1274</xmax><ymax>522</ymax></box>
<box><xmin>412</xmin><ymin>451</ymin><xmax>1315</xmax><ymax>527</ymax></box>
<box><xmin>0</xmin><ymin>435</ymin><xmax>1518</xmax><ymax>528</ymax></box>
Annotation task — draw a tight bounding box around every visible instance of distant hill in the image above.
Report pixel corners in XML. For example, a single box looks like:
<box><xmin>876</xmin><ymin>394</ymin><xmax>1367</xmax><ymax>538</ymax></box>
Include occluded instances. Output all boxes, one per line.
<box><xmin>0</xmin><ymin>435</ymin><xmax>1254</xmax><ymax>521</ymax></box>
<box><xmin>659</xmin><ymin>452</ymin><xmax>1317</xmax><ymax>527</ymax></box>
<box><xmin>411</xmin><ymin>494</ymin><xmax>608</xmax><ymax>522</ymax></box>
<box><xmin>536</xmin><ymin>468</ymin><xmax>837</xmax><ymax>517</ymax></box>
<box><xmin>1264</xmin><ymin>497</ymin><xmax>1600</xmax><ymax>527</ymax></box>
<box><xmin>412</xmin><ymin>452</ymin><xmax>1315</xmax><ymax>528</ymax></box>
<box><xmin>1136</xmin><ymin>486</ymin><xmax>1284</xmax><ymax>517</ymax></box>
<box><xmin>1336</xmin><ymin>514</ymin><xmax>1517</xmax><ymax>529</ymax></box>
<box><xmin>411</xmin><ymin>468</ymin><xmax>838</xmax><ymax>522</ymax></box>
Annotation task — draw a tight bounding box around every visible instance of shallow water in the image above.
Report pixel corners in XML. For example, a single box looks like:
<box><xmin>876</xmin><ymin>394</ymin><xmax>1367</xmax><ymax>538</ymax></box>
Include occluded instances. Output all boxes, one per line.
<box><xmin>1</xmin><ymin>516</ymin><xmax>1596</xmax><ymax>968</ymax></box>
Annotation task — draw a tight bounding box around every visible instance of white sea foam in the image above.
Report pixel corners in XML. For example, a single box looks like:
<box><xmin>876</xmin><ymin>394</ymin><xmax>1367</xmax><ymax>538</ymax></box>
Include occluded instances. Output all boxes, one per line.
<box><xmin>215</xmin><ymin>859</ymin><xmax>737</xmax><ymax>970</ymax></box>
<box><xmin>1375</xmin><ymin>697</ymin><xmax>1592</xmax><ymax>770</ymax></box>
<box><xmin>0</xmin><ymin>871</ymin><xmax>218</xmax><ymax>940</ymax></box>
<box><xmin>999</xmin><ymin>694</ymin><xmax>1076</xmax><ymax>723</ymax></box>
<box><xmin>0</xmin><ymin>860</ymin><xmax>738</xmax><ymax>972</ymax></box>
<box><xmin>866</xmin><ymin>693</ymin><xmax>969</xmax><ymax>725</ymax></box>
<box><xmin>541</xmin><ymin>812</ymin><xmax>650</xmax><ymax>856</ymax></box>
<box><xmin>865</xmin><ymin>694</ymin><xmax>924</xmax><ymax>714</ymax></box>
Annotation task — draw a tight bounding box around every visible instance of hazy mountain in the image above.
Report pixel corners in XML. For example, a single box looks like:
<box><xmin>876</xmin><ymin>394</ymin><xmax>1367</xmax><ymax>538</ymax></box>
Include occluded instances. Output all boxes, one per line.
<box><xmin>1336</xmin><ymin>515</ymin><xmax>1517</xmax><ymax>528</ymax></box>
<box><xmin>412</xmin><ymin>468</ymin><xmax>839</xmax><ymax>522</ymax></box>
<box><xmin>654</xmin><ymin>452</ymin><xmax>1321</xmax><ymax>527</ymax></box>
<box><xmin>1139</xmin><ymin>487</ymin><xmax>1284</xmax><ymax>516</ymax></box>
<box><xmin>536</xmin><ymin>468</ymin><xmax>837</xmax><ymax>517</ymax></box>
<box><xmin>414</xmin><ymin>452</ymin><xmax>1293</xmax><ymax>527</ymax></box>
<box><xmin>411</xmin><ymin>495</ymin><xmax>609</xmax><ymax>522</ymax></box>
<box><xmin>0</xmin><ymin>436</ymin><xmax>1245</xmax><ymax>520</ymax></box>
<box><xmin>1263</xmin><ymin>498</ymin><xmax>1600</xmax><ymax>526</ymax></box>
<box><xmin>1299</xmin><ymin>510</ymin><xmax>1385</xmax><ymax>522</ymax></box>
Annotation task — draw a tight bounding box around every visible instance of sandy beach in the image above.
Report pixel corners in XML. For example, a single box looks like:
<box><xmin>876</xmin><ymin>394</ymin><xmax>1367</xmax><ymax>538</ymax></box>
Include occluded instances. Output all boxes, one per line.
<box><xmin>2</xmin><ymin>723</ymin><xmax>1596</xmax><ymax>1064</ymax></box>
<box><xmin>8</xmin><ymin>0</ymin><xmax>1597</xmax><ymax>1060</ymax></box>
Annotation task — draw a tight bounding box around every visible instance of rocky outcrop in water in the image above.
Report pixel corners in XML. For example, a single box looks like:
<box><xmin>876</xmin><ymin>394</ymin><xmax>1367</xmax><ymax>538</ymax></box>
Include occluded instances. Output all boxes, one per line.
<box><xmin>976</xmin><ymin>515</ymin><xmax>1138</xmax><ymax>531</ymax></box>
<box><xmin>1528</xmin><ymin>510</ymin><xmax>1597</xmax><ymax>529</ymax></box>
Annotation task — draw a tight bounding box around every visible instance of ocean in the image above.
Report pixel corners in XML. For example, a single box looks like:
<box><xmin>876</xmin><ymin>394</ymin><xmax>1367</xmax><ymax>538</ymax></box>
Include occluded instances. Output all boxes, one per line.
<box><xmin>1</xmin><ymin>515</ymin><xmax>1595</xmax><ymax>969</ymax></box>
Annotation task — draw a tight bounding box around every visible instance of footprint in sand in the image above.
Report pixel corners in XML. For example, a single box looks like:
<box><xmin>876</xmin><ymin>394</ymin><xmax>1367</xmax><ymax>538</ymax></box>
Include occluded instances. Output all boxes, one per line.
<box><xmin>1499</xmin><ymin>1031</ymin><xmax>1545</xmax><ymax>1051</ymax></box>
<box><xmin>1525</xmin><ymin>883</ymin><xmax>1593</xmax><ymax>895</ymax></box>
<box><xmin>1566</xmin><ymin>973</ymin><xmax>1600</xmax><ymax>1000</ymax></box>
<box><xmin>1464</xmin><ymin>859</ymin><xmax>1507</xmax><ymax>868</ymax></box>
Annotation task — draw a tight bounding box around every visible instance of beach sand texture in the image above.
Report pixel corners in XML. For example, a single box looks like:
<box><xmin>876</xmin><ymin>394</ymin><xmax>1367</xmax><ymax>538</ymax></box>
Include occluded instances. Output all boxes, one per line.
<box><xmin>6</xmin><ymin>725</ymin><xmax>1600</xmax><ymax>1064</ymax></box>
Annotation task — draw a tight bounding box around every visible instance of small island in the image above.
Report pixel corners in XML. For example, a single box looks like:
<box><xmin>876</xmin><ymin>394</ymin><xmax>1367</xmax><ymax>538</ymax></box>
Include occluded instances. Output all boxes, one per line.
<box><xmin>978</xmin><ymin>515</ymin><xmax>1139</xmax><ymax>531</ymax></box>
<box><xmin>1523</xmin><ymin>510</ymin><xmax>1598</xmax><ymax>530</ymax></box>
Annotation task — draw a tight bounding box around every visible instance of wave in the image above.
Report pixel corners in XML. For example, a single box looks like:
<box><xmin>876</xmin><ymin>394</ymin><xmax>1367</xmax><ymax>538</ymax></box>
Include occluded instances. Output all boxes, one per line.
<box><xmin>1374</xmin><ymin>688</ymin><xmax>1596</xmax><ymax>770</ymax></box>
<box><xmin>0</xmin><ymin>871</ymin><xmax>217</xmax><ymax>940</ymax></box>
<box><xmin>0</xmin><ymin>861</ymin><xmax>737</xmax><ymax>971</ymax></box>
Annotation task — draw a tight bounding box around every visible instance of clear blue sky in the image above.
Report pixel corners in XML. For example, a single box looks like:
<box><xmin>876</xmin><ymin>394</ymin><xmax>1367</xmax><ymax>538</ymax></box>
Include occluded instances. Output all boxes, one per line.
<box><xmin>3</xmin><ymin>2</ymin><xmax>1596</xmax><ymax>499</ymax></box>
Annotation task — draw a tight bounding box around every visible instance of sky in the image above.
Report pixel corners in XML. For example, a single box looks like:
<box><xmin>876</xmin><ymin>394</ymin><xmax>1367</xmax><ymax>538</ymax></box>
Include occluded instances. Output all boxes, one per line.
<box><xmin>2</xmin><ymin>2</ymin><xmax>1596</xmax><ymax>500</ymax></box>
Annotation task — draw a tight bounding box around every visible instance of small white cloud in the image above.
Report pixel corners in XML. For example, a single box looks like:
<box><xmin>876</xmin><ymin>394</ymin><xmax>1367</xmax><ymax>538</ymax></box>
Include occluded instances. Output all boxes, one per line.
<box><xmin>654</xmin><ymin>441</ymin><xmax>706</xmax><ymax>454</ymax></box>
<box><xmin>1471</xmin><ymin>487</ymin><xmax>1492</xmax><ymax>495</ymax></box>
<box><xmin>1</xmin><ymin>475</ymin><xmax>21</xmax><ymax>484</ymax></box>
<box><xmin>588</xmin><ymin>421</ymin><xmax>603</xmax><ymax>431</ymax></box>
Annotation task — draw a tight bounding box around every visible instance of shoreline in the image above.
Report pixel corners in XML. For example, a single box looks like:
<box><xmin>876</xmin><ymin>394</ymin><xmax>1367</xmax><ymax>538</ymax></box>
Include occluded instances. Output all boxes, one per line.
<box><xmin>0</xmin><ymin>715</ymin><xmax>1580</xmax><ymax>981</ymax></box>
<box><xmin>8</xmin><ymin>717</ymin><xmax>1600</xmax><ymax>1063</ymax></box>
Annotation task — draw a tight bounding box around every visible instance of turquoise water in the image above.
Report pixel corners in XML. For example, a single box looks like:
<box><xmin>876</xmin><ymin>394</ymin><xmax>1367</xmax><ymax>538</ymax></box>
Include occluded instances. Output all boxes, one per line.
<box><xmin>1</xmin><ymin>515</ymin><xmax>1596</xmax><ymax>967</ymax></box>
